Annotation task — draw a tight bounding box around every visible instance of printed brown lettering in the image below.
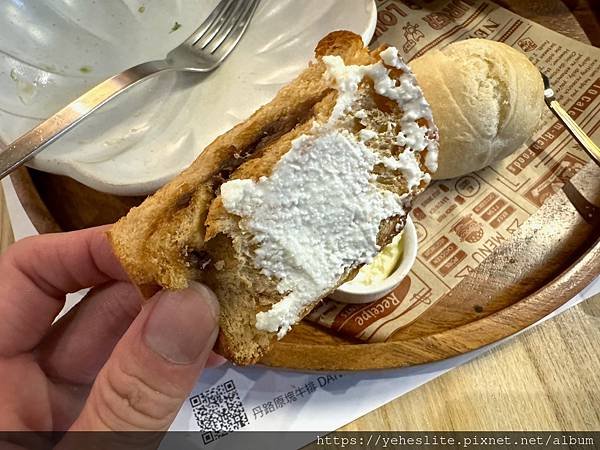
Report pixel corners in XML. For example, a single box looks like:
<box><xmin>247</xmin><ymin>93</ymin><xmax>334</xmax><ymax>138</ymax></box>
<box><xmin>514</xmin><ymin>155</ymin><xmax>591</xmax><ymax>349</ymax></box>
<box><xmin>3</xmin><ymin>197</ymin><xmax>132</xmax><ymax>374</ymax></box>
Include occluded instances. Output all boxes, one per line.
<box><xmin>374</xmin><ymin>2</ymin><xmax>411</xmax><ymax>39</ymax></box>
<box><xmin>469</xmin><ymin>18</ymin><xmax>499</xmax><ymax>38</ymax></box>
<box><xmin>471</xmin><ymin>28</ymin><xmax>490</xmax><ymax>38</ymax></box>
<box><xmin>483</xmin><ymin>19</ymin><xmax>499</xmax><ymax>32</ymax></box>
<box><xmin>482</xmin><ymin>199</ymin><xmax>506</xmax><ymax>221</ymax></box>
<box><xmin>491</xmin><ymin>206</ymin><xmax>515</xmax><ymax>229</ymax></box>
<box><xmin>446</xmin><ymin>0</ymin><xmax>469</xmax><ymax>18</ymax></box>
<box><xmin>473</xmin><ymin>193</ymin><xmax>497</xmax><ymax>214</ymax></box>
<box><xmin>507</xmin><ymin>218</ymin><xmax>521</xmax><ymax>234</ymax></box>
<box><xmin>439</xmin><ymin>250</ymin><xmax>467</xmax><ymax>276</ymax></box>
<box><xmin>423</xmin><ymin>236</ymin><xmax>449</xmax><ymax>260</ymax></box>
<box><xmin>455</xmin><ymin>264</ymin><xmax>475</xmax><ymax>279</ymax></box>
<box><xmin>472</xmin><ymin>233</ymin><xmax>507</xmax><ymax>263</ymax></box>
<box><xmin>379</xmin><ymin>11</ymin><xmax>398</xmax><ymax>27</ymax></box>
<box><xmin>422</xmin><ymin>0</ymin><xmax>473</xmax><ymax>30</ymax></box>
<box><xmin>432</xmin><ymin>243</ymin><xmax>458</xmax><ymax>267</ymax></box>
<box><xmin>423</xmin><ymin>13</ymin><xmax>452</xmax><ymax>30</ymax></box>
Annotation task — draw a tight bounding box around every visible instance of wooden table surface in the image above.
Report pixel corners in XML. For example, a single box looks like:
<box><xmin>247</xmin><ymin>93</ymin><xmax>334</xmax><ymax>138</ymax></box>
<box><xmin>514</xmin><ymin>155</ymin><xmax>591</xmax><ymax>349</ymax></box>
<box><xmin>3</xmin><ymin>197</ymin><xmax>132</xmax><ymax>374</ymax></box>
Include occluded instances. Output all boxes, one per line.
<box><xmin>1</xmin><ymin>0</ymin><xmax>600</xmax><ymax>433</ymax></box>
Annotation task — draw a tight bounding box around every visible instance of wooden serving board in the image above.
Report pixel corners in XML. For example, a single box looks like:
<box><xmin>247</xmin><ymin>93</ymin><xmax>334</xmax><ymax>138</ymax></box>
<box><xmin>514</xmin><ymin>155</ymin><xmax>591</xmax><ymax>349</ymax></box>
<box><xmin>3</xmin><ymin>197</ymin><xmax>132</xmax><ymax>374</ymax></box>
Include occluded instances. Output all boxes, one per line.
<box><xmin>9</xmin><ymin>1</ymin><xmax>600</xmax><ymax>371</ymax></box>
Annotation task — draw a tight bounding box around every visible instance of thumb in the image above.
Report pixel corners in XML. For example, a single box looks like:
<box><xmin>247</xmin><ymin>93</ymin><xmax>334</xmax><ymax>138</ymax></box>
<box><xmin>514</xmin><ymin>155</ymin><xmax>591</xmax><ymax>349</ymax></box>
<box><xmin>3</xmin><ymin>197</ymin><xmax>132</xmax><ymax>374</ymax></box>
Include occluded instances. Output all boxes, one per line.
<box><xmin>69</xmin><ymin>281</ymin><xmax>220</xmax><ymax>431</ymax></box>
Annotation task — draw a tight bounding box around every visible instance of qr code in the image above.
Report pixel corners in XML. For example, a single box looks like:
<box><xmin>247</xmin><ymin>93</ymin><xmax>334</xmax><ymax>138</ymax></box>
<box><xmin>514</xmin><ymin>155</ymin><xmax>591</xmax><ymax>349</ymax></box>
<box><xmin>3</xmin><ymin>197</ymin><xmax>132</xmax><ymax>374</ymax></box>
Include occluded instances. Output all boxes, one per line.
<box><xmin>190</xmin><ymin>380</ymin><xmax>249</xmax><ymax>445</ymax></box>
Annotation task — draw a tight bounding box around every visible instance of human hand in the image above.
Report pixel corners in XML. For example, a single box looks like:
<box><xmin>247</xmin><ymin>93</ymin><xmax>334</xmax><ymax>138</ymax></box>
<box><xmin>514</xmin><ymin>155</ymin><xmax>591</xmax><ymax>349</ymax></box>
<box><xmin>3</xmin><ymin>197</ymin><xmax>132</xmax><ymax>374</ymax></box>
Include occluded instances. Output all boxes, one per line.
<box><xmin>0</xmin><ymin>226</ymin><xmax>221</xmax><ymax>432</ymax></box>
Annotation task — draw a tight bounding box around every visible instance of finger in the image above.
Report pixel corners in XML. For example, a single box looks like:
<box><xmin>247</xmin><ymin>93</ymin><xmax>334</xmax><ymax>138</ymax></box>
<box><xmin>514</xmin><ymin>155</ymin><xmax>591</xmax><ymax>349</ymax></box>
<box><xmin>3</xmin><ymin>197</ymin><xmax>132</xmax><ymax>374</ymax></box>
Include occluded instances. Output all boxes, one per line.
<box><xmin>69</xmin><ymin>282</ymin><xmax>220</xmax><ymax>431</ymax></box>
<box><xmin>37</xmin><ymin>281</ymin><xmax>142</xmax><ymax>385</ymax></box>
<box><xmin>47</xmin><ymin>381</ymin><xmax>91</xmax><ymax>431</ymax></box>
<box><xmin>206</xmin><ymin>352</ymin><xmax>228</xmax><ymax>368</ymax></box>
<box><xmin>40</xmin><ymin>282</ymin><xmax>221</xmax><ymax>392</ymax></box>
<box><xmin>0</xmin><ymin>226</ymin><xmax>129</xmax><ymax>356</ymax></box>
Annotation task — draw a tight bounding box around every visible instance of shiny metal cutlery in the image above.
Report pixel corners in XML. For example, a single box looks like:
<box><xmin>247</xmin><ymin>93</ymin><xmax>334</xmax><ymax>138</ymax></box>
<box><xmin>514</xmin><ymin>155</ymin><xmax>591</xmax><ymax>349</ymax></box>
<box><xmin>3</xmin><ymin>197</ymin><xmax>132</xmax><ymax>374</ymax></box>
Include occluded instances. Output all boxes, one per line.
<box><xmin>541</xmin><ymin>72</ymin><xmax>600</xmax><ymax>167</ymax></box>
<box><xmin>0</xmin><ymin>0</ymin><xmax>260</xmax><ymax>180</ymax></box>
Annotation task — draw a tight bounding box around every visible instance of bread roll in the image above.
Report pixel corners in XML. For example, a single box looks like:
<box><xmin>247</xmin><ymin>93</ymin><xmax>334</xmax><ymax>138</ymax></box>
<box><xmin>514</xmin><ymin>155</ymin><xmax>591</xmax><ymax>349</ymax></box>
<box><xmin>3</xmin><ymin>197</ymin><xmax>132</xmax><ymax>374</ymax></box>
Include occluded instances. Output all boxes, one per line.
<box><xmin>410</xmin><ymin>39</ymin><xmax>544</xmax><ymax>179</ymax></box>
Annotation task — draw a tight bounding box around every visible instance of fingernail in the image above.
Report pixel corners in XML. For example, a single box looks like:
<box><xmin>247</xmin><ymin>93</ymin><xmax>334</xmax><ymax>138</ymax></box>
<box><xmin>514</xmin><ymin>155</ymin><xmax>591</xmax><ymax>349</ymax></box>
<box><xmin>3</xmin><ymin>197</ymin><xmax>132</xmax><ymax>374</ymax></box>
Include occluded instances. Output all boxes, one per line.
<box><xmin>143</xmin><ymin>283</ymin><xmax>220</xmax><ymax>364</ymax></box>
<box><xmin>187</xmin><ymin>281</ymin><xmax>220</xmax><ymax>322</ymax></box>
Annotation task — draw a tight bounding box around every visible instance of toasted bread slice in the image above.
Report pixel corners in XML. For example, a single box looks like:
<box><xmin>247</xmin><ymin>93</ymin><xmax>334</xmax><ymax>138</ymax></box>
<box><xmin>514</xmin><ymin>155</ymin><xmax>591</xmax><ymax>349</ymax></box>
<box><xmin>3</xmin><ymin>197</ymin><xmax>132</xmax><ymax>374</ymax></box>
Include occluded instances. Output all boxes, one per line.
<box><xmin>109</xmin><ymin>31</ymin><xmax>438</xmax><ymax>365</ymax></box>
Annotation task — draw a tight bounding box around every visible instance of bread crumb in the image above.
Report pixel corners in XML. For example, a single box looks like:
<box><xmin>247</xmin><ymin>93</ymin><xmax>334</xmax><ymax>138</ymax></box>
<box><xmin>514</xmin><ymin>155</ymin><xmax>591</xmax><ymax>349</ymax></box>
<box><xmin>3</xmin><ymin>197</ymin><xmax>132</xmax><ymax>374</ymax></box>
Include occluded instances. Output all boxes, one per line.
<box><xmin>215</xmin><ymin>260</ymin><xmax>225</xmax><ymax>271</ymax></box>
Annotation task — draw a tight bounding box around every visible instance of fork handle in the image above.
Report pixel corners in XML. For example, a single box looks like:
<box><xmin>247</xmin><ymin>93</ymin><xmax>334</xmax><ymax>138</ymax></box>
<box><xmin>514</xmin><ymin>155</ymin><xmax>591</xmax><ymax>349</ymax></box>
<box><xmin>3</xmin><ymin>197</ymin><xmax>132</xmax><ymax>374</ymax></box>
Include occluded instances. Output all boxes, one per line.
<box><xmin>546</xmin><ymin>99</ymin><xmax>600</xmax><ymax>167</ymax></box>
<box><xmin>0</xmin><ymin>60</ymin><xmax>170</xmax><ymax>180</ymax></box>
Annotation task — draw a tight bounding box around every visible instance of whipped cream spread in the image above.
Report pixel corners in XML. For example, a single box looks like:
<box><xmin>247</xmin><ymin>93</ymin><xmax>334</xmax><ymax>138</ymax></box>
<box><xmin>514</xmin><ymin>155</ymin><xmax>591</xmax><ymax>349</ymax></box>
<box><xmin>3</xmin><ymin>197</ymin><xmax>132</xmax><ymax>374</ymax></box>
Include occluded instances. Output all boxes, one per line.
<box><xmin>220</xmin><ymin>47</ymin><xmax>438</xmax><ymax>338</ymax></box>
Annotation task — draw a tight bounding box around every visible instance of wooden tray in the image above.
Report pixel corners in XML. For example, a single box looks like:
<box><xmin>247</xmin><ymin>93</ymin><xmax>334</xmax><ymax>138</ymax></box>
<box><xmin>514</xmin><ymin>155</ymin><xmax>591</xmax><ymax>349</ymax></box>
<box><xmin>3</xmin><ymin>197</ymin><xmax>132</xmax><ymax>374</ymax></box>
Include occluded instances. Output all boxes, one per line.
<box><xmin>9</xmin><ymin>1</ymin><xmax>600</xmax><ymax>371</ymax></box>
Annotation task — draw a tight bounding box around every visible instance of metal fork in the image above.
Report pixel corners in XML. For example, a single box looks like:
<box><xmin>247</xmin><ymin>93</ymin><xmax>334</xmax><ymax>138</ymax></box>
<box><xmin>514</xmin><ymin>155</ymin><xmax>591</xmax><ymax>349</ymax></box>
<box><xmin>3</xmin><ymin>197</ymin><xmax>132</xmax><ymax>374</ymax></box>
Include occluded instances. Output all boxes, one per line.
<box><xmin>0</xmin><ymin>0</ymin><xmax>260</xmax><ymax>180</ymax></box>
<box><xmin>541</xmin><ymin>72</ymin><xmax>600</xmax><ymax>167</ymax></box>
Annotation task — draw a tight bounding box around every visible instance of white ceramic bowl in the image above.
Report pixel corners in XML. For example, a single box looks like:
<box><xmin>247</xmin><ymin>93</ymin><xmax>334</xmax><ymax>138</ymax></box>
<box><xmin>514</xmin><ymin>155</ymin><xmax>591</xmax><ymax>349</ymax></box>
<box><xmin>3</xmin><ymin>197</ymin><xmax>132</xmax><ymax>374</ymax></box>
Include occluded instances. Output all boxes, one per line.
<box><xmin>330</xmin><ymin>216</ymin><xmax>418</xmax><ymax>304</ymax></box>
<box><xmin>0</xmin><ymin>0</ymin><xmax>377</xmax><ymax>195</ymax></box>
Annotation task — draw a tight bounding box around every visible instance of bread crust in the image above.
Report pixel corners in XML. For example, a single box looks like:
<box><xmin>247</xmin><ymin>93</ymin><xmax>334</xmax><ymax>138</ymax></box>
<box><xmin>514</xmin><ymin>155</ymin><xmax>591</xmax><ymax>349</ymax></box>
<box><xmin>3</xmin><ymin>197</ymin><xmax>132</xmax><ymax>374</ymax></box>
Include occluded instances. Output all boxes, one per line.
<box><xmin>410</xmin><ymin>38</ymin><xmax>544</xmax><ymax>179</ymax></box>
<box><xmin>109</xmin><ymin>31</ymin><xmax>435</xmax><ymax>365</ymax></box>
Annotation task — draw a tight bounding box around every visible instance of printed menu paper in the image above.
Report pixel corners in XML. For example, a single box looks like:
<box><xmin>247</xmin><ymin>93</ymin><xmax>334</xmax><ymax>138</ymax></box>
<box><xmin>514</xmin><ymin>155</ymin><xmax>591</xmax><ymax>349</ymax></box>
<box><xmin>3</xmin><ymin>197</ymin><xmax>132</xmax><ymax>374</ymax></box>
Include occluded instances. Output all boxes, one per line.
<box><xmin>308</xmin><ymin>0</ymin><xmax>600</xmax><ymax>341</ymax></box>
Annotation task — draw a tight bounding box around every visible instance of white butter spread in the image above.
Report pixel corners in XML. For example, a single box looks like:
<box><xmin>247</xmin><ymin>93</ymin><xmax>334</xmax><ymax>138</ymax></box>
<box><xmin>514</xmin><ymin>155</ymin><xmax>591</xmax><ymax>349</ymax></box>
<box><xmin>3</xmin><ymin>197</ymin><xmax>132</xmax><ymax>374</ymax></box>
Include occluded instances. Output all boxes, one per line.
<box><xmin>220</xmin><ymin>46</ymin><xmax>437</xmax><ymax>338</ymax></box>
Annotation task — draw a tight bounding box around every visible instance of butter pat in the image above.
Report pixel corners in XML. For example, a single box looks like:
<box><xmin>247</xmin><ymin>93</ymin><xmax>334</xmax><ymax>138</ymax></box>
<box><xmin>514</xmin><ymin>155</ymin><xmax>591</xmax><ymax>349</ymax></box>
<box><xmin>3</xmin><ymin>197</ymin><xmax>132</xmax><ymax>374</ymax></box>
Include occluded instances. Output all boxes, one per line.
<box><xmin>346</xmin><ymin>232</ymin><xmax>404</xmax><ymax>287</ymax></box>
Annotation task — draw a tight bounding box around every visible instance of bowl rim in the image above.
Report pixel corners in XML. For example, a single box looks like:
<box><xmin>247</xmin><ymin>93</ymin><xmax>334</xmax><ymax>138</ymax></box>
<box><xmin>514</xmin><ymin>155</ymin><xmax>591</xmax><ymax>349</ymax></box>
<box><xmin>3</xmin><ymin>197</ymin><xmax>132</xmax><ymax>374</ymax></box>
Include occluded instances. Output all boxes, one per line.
<box><xmin>334</xmin><ymin>215</ymin><xmax>418</xmax><ymax>296</ymax></box>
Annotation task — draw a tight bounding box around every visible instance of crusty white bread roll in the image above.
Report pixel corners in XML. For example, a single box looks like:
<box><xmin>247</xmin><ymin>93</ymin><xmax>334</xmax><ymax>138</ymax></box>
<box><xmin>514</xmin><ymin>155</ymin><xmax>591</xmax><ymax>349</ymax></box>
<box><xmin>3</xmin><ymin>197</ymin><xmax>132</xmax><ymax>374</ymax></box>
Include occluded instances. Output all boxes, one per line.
<box><xmin>109</xmin><ymin>31</ymin><xmax>438</xmax><ymax>365</ymax></box>
<box><xmin>411</xmin><ymin>38</ymin><xmax>544</xmax><ymax>179</ymax></box>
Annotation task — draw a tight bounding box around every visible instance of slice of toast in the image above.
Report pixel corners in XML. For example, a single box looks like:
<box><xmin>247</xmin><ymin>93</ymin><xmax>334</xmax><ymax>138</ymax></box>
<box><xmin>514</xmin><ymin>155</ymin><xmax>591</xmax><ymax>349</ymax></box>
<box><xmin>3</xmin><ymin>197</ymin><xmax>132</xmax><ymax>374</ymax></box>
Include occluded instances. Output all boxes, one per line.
<box><xmin>109</xmin><ymin>31</ymin><xmax>438</xmax><ymax>365</ymax></box>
